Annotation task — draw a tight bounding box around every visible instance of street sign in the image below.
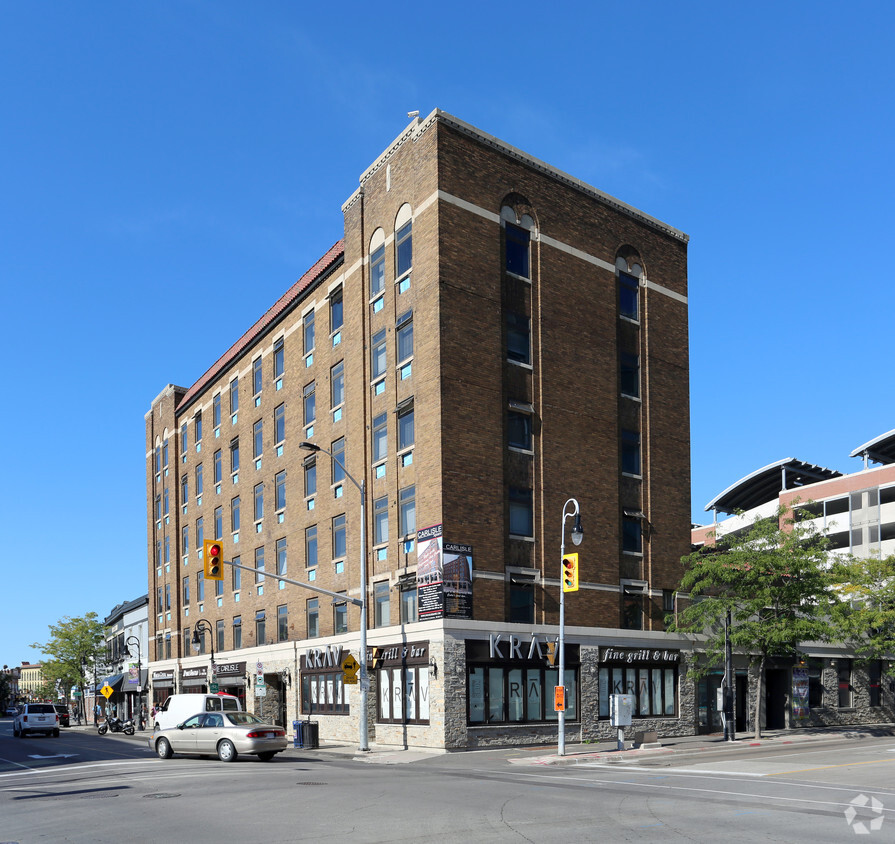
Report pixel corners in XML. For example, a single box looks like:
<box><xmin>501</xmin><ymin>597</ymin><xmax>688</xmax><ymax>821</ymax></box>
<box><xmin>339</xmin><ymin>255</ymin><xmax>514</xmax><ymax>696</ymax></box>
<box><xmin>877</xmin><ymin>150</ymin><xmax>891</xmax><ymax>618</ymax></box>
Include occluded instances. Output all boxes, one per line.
<box><xmin>210</xmin><ymin>682</ymin><xmax>219</xmax><ymax>693</ymax></box>
<box><xmin>341</xmin><ymin>653</ymin><xmax>360</xmax><ymax>684</ymax></box>
<box><xmin>100</xmin><ymin>684</ymin><xmax>114</xmax><ymax>700</ymax></box>
<box><xmin>554</xmin><ymin>685</ymin><xmax>565</xmax><ymax>712</ymax></box>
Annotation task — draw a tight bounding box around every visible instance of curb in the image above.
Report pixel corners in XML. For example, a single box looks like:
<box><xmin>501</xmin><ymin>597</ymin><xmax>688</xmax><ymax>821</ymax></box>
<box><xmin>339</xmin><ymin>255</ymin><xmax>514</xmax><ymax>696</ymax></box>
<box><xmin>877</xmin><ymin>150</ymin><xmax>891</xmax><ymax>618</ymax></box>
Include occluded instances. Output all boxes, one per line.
<box><xmin>508</xmin><ymin>728</ymin><xmax>895</xmax><ymax>767</ymax></box>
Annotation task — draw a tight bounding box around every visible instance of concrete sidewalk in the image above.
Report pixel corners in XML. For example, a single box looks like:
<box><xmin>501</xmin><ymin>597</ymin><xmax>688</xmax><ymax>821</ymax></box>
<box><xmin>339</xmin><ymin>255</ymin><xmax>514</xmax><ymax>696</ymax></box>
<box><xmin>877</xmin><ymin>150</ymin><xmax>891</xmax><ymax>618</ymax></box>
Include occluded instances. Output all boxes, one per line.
<box><xmin>505</xmin><ymin>724</ymin><xmax>895</xmax><ymax>767</ymax></box>
<box><xmin>277</xmin><ymin>723</ymin><xmax>895</xmax><ymax>766</ymax></box>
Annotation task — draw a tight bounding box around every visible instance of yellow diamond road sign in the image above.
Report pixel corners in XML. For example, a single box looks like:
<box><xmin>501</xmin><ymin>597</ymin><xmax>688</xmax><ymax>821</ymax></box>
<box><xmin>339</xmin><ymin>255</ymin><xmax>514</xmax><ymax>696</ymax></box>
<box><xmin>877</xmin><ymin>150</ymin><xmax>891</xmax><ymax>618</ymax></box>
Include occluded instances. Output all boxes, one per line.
<box><xmin>100</xmin><ymin>684</ymin><xmax>114</xmax><ymax>699</ymax></box>
<box><xmin>341</xmin><ymin>654</ymin><xmax>359</xmax><ymax>676</ymax></box>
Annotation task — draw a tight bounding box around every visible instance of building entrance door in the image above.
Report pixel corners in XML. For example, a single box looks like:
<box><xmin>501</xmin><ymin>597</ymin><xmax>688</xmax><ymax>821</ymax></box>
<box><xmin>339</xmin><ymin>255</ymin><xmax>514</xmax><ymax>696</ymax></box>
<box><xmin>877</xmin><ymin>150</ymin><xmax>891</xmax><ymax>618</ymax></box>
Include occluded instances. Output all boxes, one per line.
<box><xmin>765</xmin><ymin>669</ymin><xmax>788</xmax><ymax>730</ymax></box>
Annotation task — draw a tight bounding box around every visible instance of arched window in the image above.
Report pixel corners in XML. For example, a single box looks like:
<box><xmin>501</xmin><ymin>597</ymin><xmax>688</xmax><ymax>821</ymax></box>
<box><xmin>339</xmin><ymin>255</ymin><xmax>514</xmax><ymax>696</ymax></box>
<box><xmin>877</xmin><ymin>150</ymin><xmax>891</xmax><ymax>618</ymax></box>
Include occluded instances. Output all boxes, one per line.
<box><xmin>501</xmin><ymin>202</ymin><xmax>536</xmax><ymax>279</ymax></box>
<box><xmin>616</xmin><ymin>248</ymin><xmax>643</xmax><ymax>322</ymax></box>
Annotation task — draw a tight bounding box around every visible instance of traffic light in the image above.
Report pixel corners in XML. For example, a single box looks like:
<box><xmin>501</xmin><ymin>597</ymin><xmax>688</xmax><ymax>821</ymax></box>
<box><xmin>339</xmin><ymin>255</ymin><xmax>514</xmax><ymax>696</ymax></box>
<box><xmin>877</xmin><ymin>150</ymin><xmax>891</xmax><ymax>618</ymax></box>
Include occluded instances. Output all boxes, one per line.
<box><xmin>561</xmin><ymin>553</ymin><xmax>579</xmax><ymax>592</ymax></box>
<box><xmin>204</xmin><ymin>539</ymin><xmax>224</xmax><ymax>580</ymax></box>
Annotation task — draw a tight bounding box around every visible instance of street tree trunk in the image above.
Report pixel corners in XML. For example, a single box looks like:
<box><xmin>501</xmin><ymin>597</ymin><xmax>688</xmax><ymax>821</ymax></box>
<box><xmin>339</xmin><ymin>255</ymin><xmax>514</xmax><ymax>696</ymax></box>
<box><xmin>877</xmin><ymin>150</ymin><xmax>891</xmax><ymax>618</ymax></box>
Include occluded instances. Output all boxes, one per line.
<box><xmin>754</xmin><ymin>655</ymin><xmax>765</xmax><ymax>740</ymax></box>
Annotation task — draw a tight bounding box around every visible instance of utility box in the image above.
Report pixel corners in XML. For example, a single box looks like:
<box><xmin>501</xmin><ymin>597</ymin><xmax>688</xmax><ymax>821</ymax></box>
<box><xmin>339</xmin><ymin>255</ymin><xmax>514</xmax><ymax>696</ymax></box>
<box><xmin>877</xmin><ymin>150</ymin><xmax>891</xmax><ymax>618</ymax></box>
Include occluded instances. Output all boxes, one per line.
<box><xmin>610</xmin><ymin>694</ymin><xmax>635</xmax><ymax>727</ymax></box>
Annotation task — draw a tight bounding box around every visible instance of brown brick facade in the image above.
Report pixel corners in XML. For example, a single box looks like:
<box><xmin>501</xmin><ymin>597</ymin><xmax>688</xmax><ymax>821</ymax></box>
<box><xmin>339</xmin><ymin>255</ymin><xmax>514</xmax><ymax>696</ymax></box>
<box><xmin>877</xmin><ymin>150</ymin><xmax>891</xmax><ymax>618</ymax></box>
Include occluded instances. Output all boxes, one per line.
<box><xmin>145</xmin><ymin>111</ymin><xmax>691</xmax><ymax>733</ymax></box>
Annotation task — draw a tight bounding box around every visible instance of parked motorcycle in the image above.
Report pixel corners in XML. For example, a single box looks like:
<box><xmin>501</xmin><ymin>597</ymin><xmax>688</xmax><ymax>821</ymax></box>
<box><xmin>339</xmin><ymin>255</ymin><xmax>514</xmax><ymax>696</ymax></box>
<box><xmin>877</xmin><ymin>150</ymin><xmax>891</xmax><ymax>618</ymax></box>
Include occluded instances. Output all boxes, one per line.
<box><xmin>98</xmin><ymin>715</ymin><xmax>135</xmax><ymax>736</ymax></box>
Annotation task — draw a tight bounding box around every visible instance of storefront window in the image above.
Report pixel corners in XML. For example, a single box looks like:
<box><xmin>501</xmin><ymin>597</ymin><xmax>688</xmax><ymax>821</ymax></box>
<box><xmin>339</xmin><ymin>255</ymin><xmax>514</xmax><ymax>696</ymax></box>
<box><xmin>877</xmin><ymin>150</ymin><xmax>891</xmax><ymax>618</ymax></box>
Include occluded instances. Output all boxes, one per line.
<box><xmin>870</xmin><ymin>660</ymin><xmax>883</xmax><ymax>707</ymax></box>
<box><xmin>300</xmin><ymin>671</ymin><xmax>348</xmax><ymax>715</ymax></box>
<box><xmin>838</xmin><ymin>659</ymin><xmax>853</xmax><ymax>708</ymax></box>
<box><xmin>598</xmin><ymin>653</ymin><xmax>678</xmax><ymax>719</ymax></box>
<box><xmin>469</xmin><ymin>667</ymin><xmax>485</xmax><ymax>724</ymax></box>
<box><xmin>807</xmin><ymin>658</ymin><xmax>824</xmax><ymax>707</ymax></box>
<box><xmin>374</xmin><ymin>640</ymin><xmax>431</xmax><ymax>725</ymax></box>
<box><xmin>378</xmin><ymin>667</ymin><xmax>430</xmax><ymax>724</ymax></box>
<box><xmin>466</xmin><ymin>640</ymin><xmax>579</xmax><ymax>724</ymax></box>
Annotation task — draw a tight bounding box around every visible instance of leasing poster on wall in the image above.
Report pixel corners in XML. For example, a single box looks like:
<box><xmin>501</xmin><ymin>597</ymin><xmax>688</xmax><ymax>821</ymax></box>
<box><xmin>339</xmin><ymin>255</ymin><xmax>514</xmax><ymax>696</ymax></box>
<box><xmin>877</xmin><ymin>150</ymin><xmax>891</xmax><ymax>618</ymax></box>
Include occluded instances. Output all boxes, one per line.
<box><xmin>416</xmin><ymin>525</ymin><xmax>474</xmax><ymax>620</ymax></box>
<box><xmin>416</xmin><ymin>524</ymin><xmax>444</xmax><ymax>620</ymax></box>
<box><xmin>443</xmin><ymin>542</ymin><xmax>473</xmax><ymax>619</ymax></box>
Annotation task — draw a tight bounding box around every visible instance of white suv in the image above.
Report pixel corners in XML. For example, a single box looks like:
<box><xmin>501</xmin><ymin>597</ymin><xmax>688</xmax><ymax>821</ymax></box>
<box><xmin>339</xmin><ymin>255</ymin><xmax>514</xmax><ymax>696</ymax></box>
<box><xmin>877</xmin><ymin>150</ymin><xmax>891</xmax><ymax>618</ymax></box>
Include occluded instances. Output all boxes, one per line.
<box><xmin>14</xmin><ymin>703</ymin><xmax>59</xmax><ymax>737</ymax></box>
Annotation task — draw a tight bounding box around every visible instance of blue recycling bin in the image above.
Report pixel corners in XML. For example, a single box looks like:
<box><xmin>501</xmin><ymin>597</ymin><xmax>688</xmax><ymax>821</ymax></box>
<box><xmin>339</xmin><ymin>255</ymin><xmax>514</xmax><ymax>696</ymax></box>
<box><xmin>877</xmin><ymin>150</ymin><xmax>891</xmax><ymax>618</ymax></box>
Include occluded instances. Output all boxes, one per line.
<box><xmin>293</xmin><ymin>720</ymin><xmax>302</xmax><ymax>748</ymax></box>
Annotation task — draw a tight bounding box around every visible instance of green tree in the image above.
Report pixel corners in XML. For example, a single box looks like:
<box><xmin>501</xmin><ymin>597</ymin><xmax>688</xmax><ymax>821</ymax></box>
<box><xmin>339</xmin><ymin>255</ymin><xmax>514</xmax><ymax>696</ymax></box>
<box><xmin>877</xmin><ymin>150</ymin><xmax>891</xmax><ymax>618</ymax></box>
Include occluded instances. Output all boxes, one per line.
<box><xmin>31</xmin><ymin>613</ymin><xmax>107</xmax><ymax>723</ymax></box>
<box><xmin>831</xmin><ymin>553</ymin><xmax>895</xmax><ymax>669</ymax></box>
<box><xmin>670</xmin><ymin>507</ymin><xmax>840</xmax><ymax>739</ymax></box>
<box><xmin>0</xmin><ymin>672</ymin><xmax>11</xmax><ymax>709</ymax></box>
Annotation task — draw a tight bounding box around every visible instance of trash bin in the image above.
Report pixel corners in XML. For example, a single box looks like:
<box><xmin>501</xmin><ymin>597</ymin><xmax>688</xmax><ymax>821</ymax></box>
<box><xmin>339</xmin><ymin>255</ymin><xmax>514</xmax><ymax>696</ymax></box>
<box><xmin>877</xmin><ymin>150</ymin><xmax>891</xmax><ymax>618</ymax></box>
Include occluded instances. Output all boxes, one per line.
<box><xmin>293</xmin><ymin>720</ymin><xmax>302</xmax><ymax>748</ymax></box>
<box><xmin>301</xmin><ymin>720</ymin><xmax>319</xmax><ymax>749</ymax></box>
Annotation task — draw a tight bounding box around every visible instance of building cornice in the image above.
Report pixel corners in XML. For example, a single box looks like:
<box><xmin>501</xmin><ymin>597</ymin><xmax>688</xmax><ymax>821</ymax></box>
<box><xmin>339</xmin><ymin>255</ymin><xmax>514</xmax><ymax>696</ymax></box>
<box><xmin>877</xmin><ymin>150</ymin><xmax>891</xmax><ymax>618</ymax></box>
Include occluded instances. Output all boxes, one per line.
<box><xmin>344</xmin><ymin>108</ymin><xmax>688</xmax><ymax>244</ymax></box>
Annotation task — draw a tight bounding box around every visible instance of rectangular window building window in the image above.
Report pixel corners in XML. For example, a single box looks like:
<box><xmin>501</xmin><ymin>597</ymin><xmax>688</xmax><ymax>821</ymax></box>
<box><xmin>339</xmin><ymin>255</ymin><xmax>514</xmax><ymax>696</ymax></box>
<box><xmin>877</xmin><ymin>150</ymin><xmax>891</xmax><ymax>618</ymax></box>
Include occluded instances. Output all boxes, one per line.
<box><xmin>509</xmin><ymin>487</ymin><xmax>533</xmax><ymax>537</ymax></box>
<box><xmin>374</xmin><ymin>581</ymin><xmax>390</xmax><ymax>628</ymax></box>
<box><xmin>303</xmin><ymin>382</ymin><xmax>316</xmax><ymax>428</ymax></box>
<box><xmin>274</xmin><ymin>403</ymin><xmax>285</xmax><ymax>445</ymax></box>
<box><xmin>307</xmin><ymin>598</ymin><xmax>319</xmax><ymax>638</ymax></box>
<box><xmin>399</xmin><ymin>485</ymin><xmax>416</xmax><ymax>537</ymax></box>
<box><xmin>506</xmin><ymin>312</ymin><xmax>531</xmax><ymax>364</ymax></box>
<box><xmin>333</xmin><ymin>514</ymin><xmax>346</xmax><ymax>559</ymax></box>
<box><xmin>277</xmin><ymin>604</ymin><xmax>288</xmax><ymax>642</ymax></box>
<box><xmin>252</xmin><ymin>357</ymin><xmax>263</xmax><ymax>396</ymax></box>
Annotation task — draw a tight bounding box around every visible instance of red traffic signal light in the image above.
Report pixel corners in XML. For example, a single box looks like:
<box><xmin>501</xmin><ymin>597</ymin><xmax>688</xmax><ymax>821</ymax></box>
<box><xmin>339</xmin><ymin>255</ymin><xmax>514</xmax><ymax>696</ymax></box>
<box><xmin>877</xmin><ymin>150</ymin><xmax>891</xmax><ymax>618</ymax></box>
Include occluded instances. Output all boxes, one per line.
<box><xmin>561</xmin><ymin>553</ymin><xmax>579</xmax><ymax>593</ymax></box>
<box><xmin>204</xmin><ymin>539</ymin><xmax>224</xmax><ymax>581</ymax></box>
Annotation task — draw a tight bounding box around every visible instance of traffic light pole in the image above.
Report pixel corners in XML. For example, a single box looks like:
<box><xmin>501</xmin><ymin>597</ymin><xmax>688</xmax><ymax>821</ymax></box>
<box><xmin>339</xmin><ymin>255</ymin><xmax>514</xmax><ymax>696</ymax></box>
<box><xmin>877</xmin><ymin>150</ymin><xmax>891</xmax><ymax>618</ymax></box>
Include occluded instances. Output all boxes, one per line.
<box><xmin>558</xmin><ymin>498</ymin><xmax>582</xmax><ymax>757</ymax></box>
<box><xmin>222</xmin><ymin>559</ymin><xmax>363</xmax><ymax>608</ymax></box>
<box><xmin>223</xmin><ymin>546</ymin><xmax>370</xmax><ymax>752</ymax></box>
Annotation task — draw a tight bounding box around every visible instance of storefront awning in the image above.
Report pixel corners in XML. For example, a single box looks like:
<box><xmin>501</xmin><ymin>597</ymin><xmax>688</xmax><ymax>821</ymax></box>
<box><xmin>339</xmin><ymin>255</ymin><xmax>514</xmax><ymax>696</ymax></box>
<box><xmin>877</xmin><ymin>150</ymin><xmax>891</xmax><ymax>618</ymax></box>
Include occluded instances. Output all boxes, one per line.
<box><xmin>101</xmin><ymin>674</ymin><xmax>125</xmax><ymax>692</ymax></box>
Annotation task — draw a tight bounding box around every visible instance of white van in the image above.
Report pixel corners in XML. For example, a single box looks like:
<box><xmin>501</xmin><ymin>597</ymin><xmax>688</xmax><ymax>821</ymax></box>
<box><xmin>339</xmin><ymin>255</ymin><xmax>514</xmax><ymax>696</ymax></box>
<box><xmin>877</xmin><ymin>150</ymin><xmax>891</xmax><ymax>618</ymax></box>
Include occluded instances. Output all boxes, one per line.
<box><xmin>153</xmin><ymin>693</ymin><xmax>242</xmax><ymax>732</ymax></box>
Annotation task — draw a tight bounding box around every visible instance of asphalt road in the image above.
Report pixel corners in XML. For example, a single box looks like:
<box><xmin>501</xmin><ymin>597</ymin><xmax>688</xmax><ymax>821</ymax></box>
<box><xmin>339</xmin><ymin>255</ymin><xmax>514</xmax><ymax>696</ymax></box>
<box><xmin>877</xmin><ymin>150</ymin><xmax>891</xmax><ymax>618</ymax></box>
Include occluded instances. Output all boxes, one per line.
<box><xmin>2</xmin><ymin>721</ymin><xmax>894</xmax><ymax>842</ymax></box>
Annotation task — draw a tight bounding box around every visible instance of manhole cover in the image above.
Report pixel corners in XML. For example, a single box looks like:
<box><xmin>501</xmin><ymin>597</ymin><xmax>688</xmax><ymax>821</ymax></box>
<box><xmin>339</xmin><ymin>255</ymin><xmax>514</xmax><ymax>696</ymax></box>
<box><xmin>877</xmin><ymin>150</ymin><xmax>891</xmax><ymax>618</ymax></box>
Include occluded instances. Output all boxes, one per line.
<box><xmin>143</xmin><ymin>793</ymin><xmax>181</xmax><ymax>799</ymax></box>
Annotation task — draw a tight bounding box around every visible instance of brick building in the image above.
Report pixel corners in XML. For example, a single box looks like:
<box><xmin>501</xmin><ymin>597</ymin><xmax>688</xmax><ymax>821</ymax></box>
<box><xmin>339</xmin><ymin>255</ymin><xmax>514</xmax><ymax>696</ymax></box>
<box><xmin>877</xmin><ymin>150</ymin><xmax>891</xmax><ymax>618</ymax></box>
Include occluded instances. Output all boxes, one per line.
<box><xmin>145</xmin><ymin>109</ymin><xmax>694</xmax><ymax>748</ymax></box>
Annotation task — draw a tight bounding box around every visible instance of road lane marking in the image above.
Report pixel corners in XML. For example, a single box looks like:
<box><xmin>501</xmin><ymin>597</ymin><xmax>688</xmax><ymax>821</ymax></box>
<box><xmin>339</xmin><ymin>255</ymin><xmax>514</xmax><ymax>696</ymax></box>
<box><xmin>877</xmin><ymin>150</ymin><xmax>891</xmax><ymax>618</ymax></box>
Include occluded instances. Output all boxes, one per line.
<box><xmin>0</xmin><ymin>756</ymin><xmax>34</xmax><ymax>771</ymax></box>
<box><xmin>507</xmin><ymin>769</ymin><xmax>895</xmax><ymax>813</ymax></box>
<box><xmin>583</xmin><ymin>764</ymin><xmax>765</xmax><ymax>777</ymax></box>
<box><xmin>769</xmin><ymin>758</ymin><xmax>895</xmax><ymax>776</ymax></box>
<box><xmin>0</xmin><ymin>760</ymin><xmax>164</xmax><ymax>779</ymax></box>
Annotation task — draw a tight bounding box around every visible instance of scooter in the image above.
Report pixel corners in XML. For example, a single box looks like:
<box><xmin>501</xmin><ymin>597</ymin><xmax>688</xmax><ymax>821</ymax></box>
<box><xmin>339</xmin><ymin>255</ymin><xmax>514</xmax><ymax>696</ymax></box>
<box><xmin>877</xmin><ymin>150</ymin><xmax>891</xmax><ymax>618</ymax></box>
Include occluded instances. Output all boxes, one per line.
<box><xmin>98</xmin><ymin>715</ymin><xmax>135</xmax><ymax>736</ymax></box>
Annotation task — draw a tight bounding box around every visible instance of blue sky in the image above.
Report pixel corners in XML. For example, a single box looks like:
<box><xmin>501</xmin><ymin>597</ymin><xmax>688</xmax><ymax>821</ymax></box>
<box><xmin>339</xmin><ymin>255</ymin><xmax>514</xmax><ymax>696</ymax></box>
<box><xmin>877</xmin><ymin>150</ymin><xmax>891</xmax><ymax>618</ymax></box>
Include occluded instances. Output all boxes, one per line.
<box><xmin>3</xmin><ymin>2</ymin><xmax>894</xmax><ymax>665</ymax></box>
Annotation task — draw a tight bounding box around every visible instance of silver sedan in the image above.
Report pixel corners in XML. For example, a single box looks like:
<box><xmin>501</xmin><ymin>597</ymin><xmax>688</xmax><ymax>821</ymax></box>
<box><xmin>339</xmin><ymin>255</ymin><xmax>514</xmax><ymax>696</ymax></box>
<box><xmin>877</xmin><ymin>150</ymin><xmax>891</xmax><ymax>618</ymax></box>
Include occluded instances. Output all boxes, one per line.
<box><xmin>152</xmin><ymin>710</ymin><xmax>288</xmax><ymax>762</ymax></box>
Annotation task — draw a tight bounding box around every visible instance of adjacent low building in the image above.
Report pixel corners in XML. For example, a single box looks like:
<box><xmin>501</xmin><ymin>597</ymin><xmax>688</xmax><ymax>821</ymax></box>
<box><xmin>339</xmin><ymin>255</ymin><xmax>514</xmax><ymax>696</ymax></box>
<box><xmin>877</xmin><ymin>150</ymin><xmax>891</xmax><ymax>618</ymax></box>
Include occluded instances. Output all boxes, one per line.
<box><xmin>692</xmin><ymin>430</ymin><xmax>895</xmax><ymax>733</ymax></box>
<box><xmin>146</xmin><ymin>109</ymin><xmax>694</xmax><ymax>748</ymax></box>
<box><xmin>18</xmin><ymin>662</ymin><xmax>43</xmax><ymax>701</ymax></box>
<box><xmin>99</xmin><ymin>595</ymin><xmax>149</xmax><ymax>722</ymax></box>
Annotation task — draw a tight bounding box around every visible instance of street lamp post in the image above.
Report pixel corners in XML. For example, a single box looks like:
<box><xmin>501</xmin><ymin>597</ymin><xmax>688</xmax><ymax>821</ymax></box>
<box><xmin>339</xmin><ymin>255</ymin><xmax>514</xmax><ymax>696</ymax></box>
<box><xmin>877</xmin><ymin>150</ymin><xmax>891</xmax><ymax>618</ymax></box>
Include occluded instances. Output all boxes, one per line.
<box><xmin>191</xmin><ymin>619</ymin><xmax>215</xmax><ymax>687</ymax></box>
<box><xmin>558</xmin><ymin>498</ymin><xmax>584</xmax><ymax>757</ymax></box>
<box><xmin>125</xmin><ymin>635</ymin><xmax>143</xmax><ymax>730</ymax></box>
<box><xmin>300</xmin><ymin>440</ymin><xmax>368</xmax><ymax>752</ymax></box>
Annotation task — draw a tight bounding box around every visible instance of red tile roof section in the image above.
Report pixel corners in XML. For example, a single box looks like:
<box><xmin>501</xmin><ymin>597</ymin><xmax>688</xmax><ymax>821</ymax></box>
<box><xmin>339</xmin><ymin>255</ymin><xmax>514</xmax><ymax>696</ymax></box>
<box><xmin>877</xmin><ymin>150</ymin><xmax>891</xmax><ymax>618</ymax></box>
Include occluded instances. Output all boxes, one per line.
<box><xmin>177</xmin><ymin>240</ymin><xmax>345</xmax><ymax>414</ymax></box>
